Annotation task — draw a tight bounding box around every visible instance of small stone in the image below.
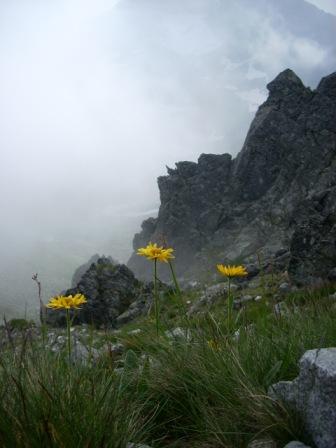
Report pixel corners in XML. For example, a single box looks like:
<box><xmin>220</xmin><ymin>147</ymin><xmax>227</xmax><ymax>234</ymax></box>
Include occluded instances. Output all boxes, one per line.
<box><xmin>71</xmin><ymin>341</ymin><xmax>100</xmax><ymax>364</ymax></box>
<box><xmin>187</xmin><ymin>280</ymin><xmax>200</xmax><ymax>289</ymax></box>
<box><xmin>283</xmin><ymin>442</ymin><xmax>311</xmax><ymax>448</ymax></box>
<box><xmin>234</xmin><ymin>295</ymin><xmax>254</xmax><ymax>309</ymax></box>
<box><xmin>247</xmin><ymin>438</ymin><xmax>276</xmax><ymax>448</ymax></box>
<box><xmin>329</xmin><ymin>292</ymin><xmax>336</xmax><ymax>300</ymax></box>
<box><xmin>279</xmin><ymin>282</ymin><xmax>291</xmax><ymax>293</ymax></box>
<box><xmin>128</xmin><ymin>329</ymin><xmax>142</xmax><ymax>336</ymax></box>
<box><xmin>205</xmin><ymin>283</ymin><xmax>227</xmax><ymax>297</ymax></box>
<box><xmin>241</xmin><ymin>294</ymin><xmax>253</xmax><ymax>303</ymax></box>
<box><xmin>255</xmin><ymin>295</ymin><xmax>262</xmax><ymax>301</ymax></box>
<box><xmin>245</xmin><ymin>263</ymin><xmax>260</xmax><ymax>278</ymax></box>
<box><xmin>274</xmin><ymin>301</ymin><xmax>288</xmax><ymax>316</ymax></box>
<box><xmin>165</xmin><ymin>327</ymin><xmax>190</xmax><ymax>340</ymax></box>
<box><xmin>47</xmin><ymin>332</ymin><xmax>56</xmax><ymax>343</ymax></box>
<box><xmin>109</xmin><ymin>343</ymin><xmax>125</xmax><ymax>355</ymax></box>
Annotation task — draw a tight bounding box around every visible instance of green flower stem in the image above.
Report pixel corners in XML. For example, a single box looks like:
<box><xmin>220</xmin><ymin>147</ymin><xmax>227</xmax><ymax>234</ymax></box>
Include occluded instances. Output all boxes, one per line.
<box><xmin>257</xmin><ymin>251</ymin><xmax>266</xmax><ymax>301</ymax></box>
<box><xmin>227</xmin><ymin>277</ymin><xmax>232</xmax><ymax>331</ymax></box>
<box><xmin>154</xmin><ymin>259</ymin><xmax>159</xmax><ymax>337</ymax></box>
<box><xmin>66</xmin><ymin>309</ymin><xmax>71</xmax><ymax>361</ymax></box>
<box><xmin>168</xmin><ymin>261</ymin><xmax>181</xmax><ymax>295</ymax></box>
<box><xmin>168</xmin><ymin>260</ymin><xmax>187</xmax><ymax>315</ymax></box>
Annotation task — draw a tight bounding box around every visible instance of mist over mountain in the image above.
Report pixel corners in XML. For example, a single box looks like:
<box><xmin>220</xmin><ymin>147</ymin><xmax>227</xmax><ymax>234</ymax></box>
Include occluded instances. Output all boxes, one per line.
<box><xmin>0</xmin><ymin>0</ymin><xmax>335</xmax><ymax>318</ymax></box>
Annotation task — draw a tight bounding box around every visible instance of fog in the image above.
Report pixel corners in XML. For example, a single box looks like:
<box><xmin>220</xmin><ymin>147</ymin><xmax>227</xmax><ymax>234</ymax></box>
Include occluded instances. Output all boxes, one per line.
<box><xmin>0</xmin><ymin>0</ymin><xmax>335</xmax><ymax>318</ymax></box>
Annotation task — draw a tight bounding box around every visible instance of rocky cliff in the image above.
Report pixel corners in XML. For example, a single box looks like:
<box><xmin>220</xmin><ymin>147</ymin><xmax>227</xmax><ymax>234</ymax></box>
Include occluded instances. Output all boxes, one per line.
<box><xmin>128</xmin><ymin>69</ymin><xmax>336</xmax><ymax>284</ymax></box>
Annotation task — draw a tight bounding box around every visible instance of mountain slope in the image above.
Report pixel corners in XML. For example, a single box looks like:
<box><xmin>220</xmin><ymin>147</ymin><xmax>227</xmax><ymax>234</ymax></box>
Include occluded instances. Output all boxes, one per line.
<box><xmin>128</xmin><ymin>69</ymin><xmax>336</xmax><ymax>284</ymax></box>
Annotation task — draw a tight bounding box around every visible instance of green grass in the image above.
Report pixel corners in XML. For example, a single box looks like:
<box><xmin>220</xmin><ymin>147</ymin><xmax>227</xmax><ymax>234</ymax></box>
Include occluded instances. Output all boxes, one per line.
<box><xmin>0</xmin><ymin>285</ymin><xmax>336</xmax><ymax>447</ymax></box>
<box><xmin>0</xmin><ymin>344</ymin><xmax>153</xmax><ymax>447</ymax></box>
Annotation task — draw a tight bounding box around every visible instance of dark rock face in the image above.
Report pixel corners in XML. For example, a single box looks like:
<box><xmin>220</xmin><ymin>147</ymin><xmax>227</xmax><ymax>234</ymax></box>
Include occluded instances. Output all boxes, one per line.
<box><xmin>288</xmin><ymin>189</ymin><xmax>336</xmax><ymax>285</ymax></box>
<box><xmin>46</xmin><ymin>257</ymin><xmax>152</xmax><ymax>327</ymax></box>
<box><xmin>128</xmin><ymin>69</ymin><xmax>336</xmax><ymax>284</ymax></box>
<box><xmin>71</xmin><ymin>254</ymin><xmax>117</xmax><ymax>288</ymax></box>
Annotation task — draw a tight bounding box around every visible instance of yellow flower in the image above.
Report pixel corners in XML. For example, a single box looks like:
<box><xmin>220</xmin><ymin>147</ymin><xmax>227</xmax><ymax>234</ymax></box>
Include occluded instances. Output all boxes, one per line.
<box><xmin>216</xmin><ymin>264</ymin><xmax>248</xmax><ymax>278</ymax></box>
<box><xmin>137</xmin><ymin>242</ymin><xmax>175</xmax><ymax>263</ymax></box>
<box><xmin>46</xmin><ymin>293</ymin><xmax>87</xmax><ymax>310</ymax></box>
<box><xmin>207</xmin><ymin>339</ymin><xmax>220</xmax><ymax>351</ymax></box>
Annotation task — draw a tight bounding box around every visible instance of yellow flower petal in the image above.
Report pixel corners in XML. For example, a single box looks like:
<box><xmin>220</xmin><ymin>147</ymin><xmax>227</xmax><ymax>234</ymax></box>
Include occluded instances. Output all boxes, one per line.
<box><xmin>216</xmin><ymin>264</ymin><xmax>248</xmax><ymax>278</ymax></box>
<box><xmin>137</xmin><ymin>242</ymin><xmax>175</xmax><ymax>263</ymax></box>
<box><xmin>46</xmin><ymin>294</ymin><xmax>87</xmax><ymax>311</ymax></box>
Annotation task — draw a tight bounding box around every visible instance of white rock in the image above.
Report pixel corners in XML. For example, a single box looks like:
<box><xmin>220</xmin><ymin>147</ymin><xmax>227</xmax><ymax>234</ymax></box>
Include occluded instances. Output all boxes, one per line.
<box><xmin>109</xmin><ymin>343</ymin><xmax>124</xmax><ymax>355</ymax></box>
<box><xmin>165</xmin><ymin>327</ymin><xmax>190</xmax><ymax>340</ymax></box>
<box><xmin>56</xmin><ymin>335</ymin><xmax>66</xmax><ymax>344</ymax></box>
<box><xmin>279</xmin><ymin>282</ymin><xmax>291</xmax><ymax>293</ymax></box>
<box><xmin>128</xmin><ymin>329</ymin><xmax>142</xmax><ymax>336</ymax></box>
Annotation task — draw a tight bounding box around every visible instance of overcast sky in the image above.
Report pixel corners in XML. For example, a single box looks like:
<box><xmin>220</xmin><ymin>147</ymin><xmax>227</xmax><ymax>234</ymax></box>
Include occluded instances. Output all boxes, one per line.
<box><xmin>306</xmin><ymin>0</ymin><xmax>336</xmax><ymax>15</ymax></box>
<box><xmin>0</xmin><ymin>0</ymin><xmax>335</xmax><ymax>316</ymax></box>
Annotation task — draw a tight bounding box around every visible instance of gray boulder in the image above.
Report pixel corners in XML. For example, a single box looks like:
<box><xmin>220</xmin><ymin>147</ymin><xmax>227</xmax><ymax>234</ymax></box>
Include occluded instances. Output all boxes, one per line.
<box><xmin>234</xmin><ymin>294</ymin><xmax>254</xmax><ymax>309</ymax></box>
<box><xmin>116</xmin><ymin>295</ymin><xmax>152</xmax><ymax>326</ymax></box>
<box><xmin>279</xmin><ymin>282</ymin><xmax>291</xmax><ymax>294</ymax></box>
<box><xmin>71</xmin><ymin>340</ymin><xmax>100</xmax><ymax>364</ymax></box>
<box><xmin>188</xmin><ymin>282</ymin><xmax>239</xmax><ymax>314</ymax></box>
<box><xmin>270</xmin><ymin>348</ymin><xmax>336</xmax><ymax>448</ymax></box>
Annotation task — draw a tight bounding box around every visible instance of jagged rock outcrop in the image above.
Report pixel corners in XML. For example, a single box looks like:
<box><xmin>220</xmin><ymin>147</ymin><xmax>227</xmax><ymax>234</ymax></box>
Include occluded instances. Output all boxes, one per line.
<box><xmin>46</xmin><ymin>257</ymin><xmax>152</xmax><ymax>328</ymax></box>
<box><xmin>71</xmin><ymin>254</ymin><xmax>117</xmax><ymax>287</ymax></box>
<box><xmin>128</xmin><ymin>69</ymin><xmax>336</xmax><ymax>284</ymax></box>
